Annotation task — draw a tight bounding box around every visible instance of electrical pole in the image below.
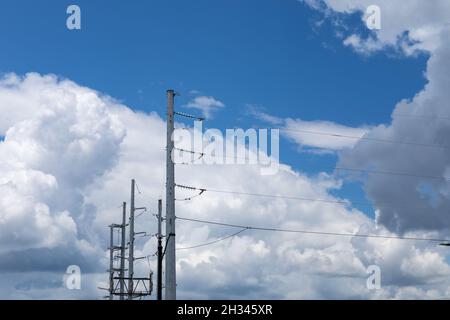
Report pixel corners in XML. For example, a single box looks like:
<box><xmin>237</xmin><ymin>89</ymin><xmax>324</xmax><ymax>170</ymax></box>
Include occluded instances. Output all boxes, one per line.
<box><xmin>128</xmin><ymin>179</ymin><xmax>136</xmax><ymax>299</ymax></box>
<box><xmin>109</xmin><ymin>225</ymin><xmax>114</xmax><ymax>300</ymax></box>
<box><xmin>165</xmin><ymin>89</ymin><xmax>176</xmax><ymax>300</ymax></box>
<box><xmin>119</xmin><ymin>202</ymin><xmax>127</xmax><ymax>300</ymax></box>
<box><xmin>157</xmin><ymin>199</ymin><xmax>163</xmax><ymax>300</ymax></box>
<box><xmin>104</xmin><ymin>185</ymin><xmax>152</xmax><ymax>300</ymax></box>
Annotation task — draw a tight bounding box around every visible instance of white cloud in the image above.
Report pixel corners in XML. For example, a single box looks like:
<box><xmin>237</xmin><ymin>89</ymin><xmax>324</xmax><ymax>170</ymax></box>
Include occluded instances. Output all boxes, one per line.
<box><xmin>343</xmin><ymin>34</ymin><xmax>385</xmax><ymax>54</ymax></box>
<box><xmin>283</xmin><ymin>118</ymin><xmax>370</xmax><ymax>151</ymax></box>
<box><xmin>1</xmin><ymin>72</ymin><xmax>449</xmax><ymax>300</ymax></box>
<box><xmin>301</xmin><ymin>0</ymin><xmax>450</xmax><ymax>55</ymax></box>
<box><xmin>0</xmin><ymin>73</ymin><xmax>125</xmax><ymax>276</ymax></box>
<box><xmin>249</xmin><ymin>105</ymin><xmax>370</xmax><ymax>152</ymax></box>
<box><xmin>184</xmin><ymin>96</ymin><xmax>225</xmax><ymax>119</ymax></box>
<box><xmin>298</xmin><ymin>0</ymin><xmax>450</xmax><ymax>238</ymax></box>
<box><xmin>247</xmin><ymin>106</ymin><xmax>284</xmax><ymax>125</ymax></box>
<box><xmin>338</xmin><ymin>30</ymin><xmax>450</xmax><ymax>234</ymax></box>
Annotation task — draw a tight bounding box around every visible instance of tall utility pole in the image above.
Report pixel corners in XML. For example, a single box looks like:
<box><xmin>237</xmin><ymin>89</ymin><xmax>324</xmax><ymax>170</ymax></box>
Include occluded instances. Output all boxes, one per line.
<box><xmin>157</xmin><ymin>199</ymin><xmax>163</xmax><ymax>300</ymax></box>
<box><xmin>119</xmin><ymin>202</ymin><xmax>127</xmax><ymax>300</ymax></box>
<box><xmin>104</xmin><ymin>186</ymin><xmax>152</xmax><ymax>300</ymax></box>
<box><xmin>128</xmin><ymin>179</ymin><xmax>136</xmax><ymax>299</ymax></box>
<box><xmin>165</xmin><ymin>89</ymin><xmax>176</xmax><ymax>300</ymax></box>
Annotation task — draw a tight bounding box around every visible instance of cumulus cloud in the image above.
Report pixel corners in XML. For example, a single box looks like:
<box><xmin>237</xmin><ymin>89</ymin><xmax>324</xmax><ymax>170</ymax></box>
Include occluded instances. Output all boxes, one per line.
<box><xmin>1</xmin><ymin>68</ymin><xmax>450</xmax><ymax>299</ymax></box>
<box><xmin>338</xmin><ymin>30</ymin><xmax>450</xmax><ymax>234</ymax></box>
<box><xmin>0</xmin><ymin>73</ymin><xmax>126</xmax><ymax>297</ymax></box>
<box><xmin>85</xmin><ymin>98</ymin><xmax>450</xmax><ymax>299</ymax></box>
<box><xmin>296</xmin><ymin>0</ymin><xmax>450</xmax><ymax>235</ymax></box>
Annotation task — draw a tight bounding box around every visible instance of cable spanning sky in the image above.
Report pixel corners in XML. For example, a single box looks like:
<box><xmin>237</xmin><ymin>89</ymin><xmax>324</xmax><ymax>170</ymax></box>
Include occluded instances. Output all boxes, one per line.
<box><xmin>0</xmin><ymin>0</ymin><xmax>450</xmax><ymax>299</ymax></box>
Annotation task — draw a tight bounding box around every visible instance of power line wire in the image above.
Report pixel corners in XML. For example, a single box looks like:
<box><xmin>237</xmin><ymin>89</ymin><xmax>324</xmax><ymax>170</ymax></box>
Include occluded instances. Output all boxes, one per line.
<box><xmin>170</xmin><ymin>121</ymin><xmax>450</xmax><ymax>151</ymax></box>
<box><xmin>177</xmin><ymin>216</ymin><xmax>450</xmax><ymax>243</ymax></box>
<box><xmin>172</xmin><ymin>147</ymin><xmax>262</xmax><ymax>162</ymax></box>
<box><xmin>392</xmin><ymin>113</ymin><xmax>450</xmax><ymax>121</ymax></box>
<box><xmin>172</xmin><ymin>147</ymin><xmax>205</xmax><ymax>165</ymax></box>
<box><xmin>175</xmin><ymin>184</ymin><xmax>206</xmax><ymax>201</ymax></box>
<box><xmin>176</xmin><ymin>228</ymin><xmax>248</xmax><ymax>250</ymax></box>
<box><xmin>174</xmin><ymin>147</ymin><xmax>450</xmax><ymax>182</ymax></box>
<box><xmin>277</xmin><ymin>128</ymin><xmax>450</xmax><ymax>150</ymax></box>
<box><xmin>174</xmin><ymin>111</ymin><xmax>205</xmax><ymax>121</ymax></box>
<box><xmin>334</xmin><ymin>166</ymin><xmax>450</xmax><ymax>182</ymax></box>
<box><xmin>207</xmin><ymin>188</ymin><xmax>361</xmax><ymax>206</ymax></box>
<box><xmin>175</xmin><ymin>183</ymin><xmax>371</xmax><ymax>207</ymax></box>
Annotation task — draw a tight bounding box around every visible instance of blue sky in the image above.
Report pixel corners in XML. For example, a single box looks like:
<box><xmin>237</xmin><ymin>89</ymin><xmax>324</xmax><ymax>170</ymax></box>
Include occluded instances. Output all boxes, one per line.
<box><xmin>0</xmin><ymin>0</ymin><xmax>427</xmax><ymax>122</ymax></box>
<box><xmin>0</xmin><ymin>0</ymin><xmax>430</xmax><ymax>218</ymax></box>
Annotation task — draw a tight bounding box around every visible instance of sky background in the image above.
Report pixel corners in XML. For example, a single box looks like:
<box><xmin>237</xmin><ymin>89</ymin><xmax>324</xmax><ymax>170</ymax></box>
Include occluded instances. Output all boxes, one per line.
<box><xmin>0</xmin><ymin>0</ymin><xmax>428</xmax><ymax>209</ymax></box>
<box><xmin>0</xmin><ymin>0</ymin><xmax>450</xmax><ymax>299</ymax></box>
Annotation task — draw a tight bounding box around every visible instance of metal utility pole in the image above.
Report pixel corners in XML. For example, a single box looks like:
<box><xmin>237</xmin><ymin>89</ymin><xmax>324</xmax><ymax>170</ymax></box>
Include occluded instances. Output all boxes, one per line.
<box><xmin>157</xmin><ymin>199</ymin><xmax>163</xmax><ymax>300</ymax></box>
<box><xmin>128</xmin><ymin>179</ymin><xmax>136</xmax><ymax>299</ymax></box>
<box><xmin>165</xmin><ymin>89</ymin><xmax>176</xmax><ymax>300</ymax></box>
<box><xmin>109</xmin><ymin>225</ymin><xmax>114</xmax><ymax>300</ymax></box>
<box><xmin>104</xmin><ymin>189</ymin><xmax>152</xmax><ymax>300</ymax></box>
<box><xmin>119</xmin><ymin>202</ymin><xmax>127</xmax><ymax>300</ymax></box>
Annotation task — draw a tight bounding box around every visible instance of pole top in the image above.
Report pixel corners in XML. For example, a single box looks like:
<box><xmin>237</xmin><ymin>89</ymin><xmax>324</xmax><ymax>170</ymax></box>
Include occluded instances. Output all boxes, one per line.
<box><xmin>167</xmin><ymin>89</ymin><xmax>180</xmax><ymax>97</ymax></box>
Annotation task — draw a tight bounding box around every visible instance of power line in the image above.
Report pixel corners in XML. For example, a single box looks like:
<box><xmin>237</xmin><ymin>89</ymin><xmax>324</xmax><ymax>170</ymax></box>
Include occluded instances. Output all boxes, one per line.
<box><xmin>175</xmin><ymin>183</ymin><xmax>372</xmax><ymax>207</ymax></box>
<box><xmin>175</xmin><ymin>183</ymin><xmax>206</xmax><ymax>201</ymax></box>
<box><xmin>177</xmin><ymin>216</ymin><xmax>450</xmax><ymax>243</ymax></box>
<box><xmin>174</xmin><ymin>111</ymin><xmax>205</xmax><ymax>121</ymax></box>
<box><xmin>277</xmin><ymin>128</ymin><xmax>450</xmax><ymax>150</ymax></box>
<box><xmin>176</xmin><ymin>228</ymin><xmax>248</xmax><ymax>250</ymax></box>
<box><xmin>174</xmin><ymin>145</ymin><xmax>450</xmax><ymax>183</ymax></box>
<box><xmin>280</xmin><ymin>161</ymin><xmax>450</xmax><ymax>182</ymax></box>
<box><xmin>392</xmin><ymin>113</ymin><xmax>450</xmax><ymax>122</ymax></box>
<box><xmin>334</xmin><ymin>166</ymin><xmax>450</xmax><ymax>182</ymax></box>
<box><xmin>172</xmin><ymin>139</ymin><xmax>450</xmax><ymax>184</ymax></box>
<box><xmin>170</xmin><ymin>119</ymin><xmax>450</xmax><ymax>152</ymax></box>
<box><xmin>207</xmin><ymin>188</ymin><xmax>363</xmax><ymax>206</ymax></box>
<box><xmin>172</xmin><ymin>147</ymin><xmax>205</xmax><ymax>165</ymax></box>
<box><xmin>172</xmin><ymin>147</ymin><xmax>258</xmax><ymax>162</ymax></box>
<box><xmin>175</xmin><ymin>147</ymin><xmax>450</xmax><ymax>182</ymax></box>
